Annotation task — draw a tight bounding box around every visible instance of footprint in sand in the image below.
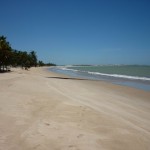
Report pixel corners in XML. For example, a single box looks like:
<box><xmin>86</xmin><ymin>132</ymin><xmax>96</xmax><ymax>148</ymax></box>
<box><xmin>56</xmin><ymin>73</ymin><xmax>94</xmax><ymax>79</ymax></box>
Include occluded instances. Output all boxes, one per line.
<box><xmin>77</xmin><ymin>134</ymin><xmax>84</xmax><ymax>138</ymax></box>
<box><xmin>68</xmin><ymin>145</ymin><xmax>80</xmax><ymax>150</ymax></box>
<box><xmin>45</xmin><ymin>123</ymin><xmax>50</xmax><ymax>126</ymax></box>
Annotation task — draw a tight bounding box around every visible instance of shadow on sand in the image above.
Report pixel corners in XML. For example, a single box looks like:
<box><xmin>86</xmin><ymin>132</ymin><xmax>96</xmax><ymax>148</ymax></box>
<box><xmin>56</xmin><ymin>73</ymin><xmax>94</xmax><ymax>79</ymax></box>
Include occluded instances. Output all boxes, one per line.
<box><xmin>47</xmin><ymin>77</ymin><xmax>88</xmax><ymax>80</ymax></box>
<box><xmin>0</xmin><ymin>70</ymin><xmax>11</xmax><ymax>73</ymax></box>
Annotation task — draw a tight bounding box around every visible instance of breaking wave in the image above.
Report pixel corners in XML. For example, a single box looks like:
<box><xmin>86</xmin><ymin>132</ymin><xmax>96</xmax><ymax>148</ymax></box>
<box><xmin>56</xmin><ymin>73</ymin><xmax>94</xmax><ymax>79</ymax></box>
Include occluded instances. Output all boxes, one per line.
<box><xmin>59</xmin><ymin>67</ymin><xmax>150</xmax><ymax>81</ymax></box>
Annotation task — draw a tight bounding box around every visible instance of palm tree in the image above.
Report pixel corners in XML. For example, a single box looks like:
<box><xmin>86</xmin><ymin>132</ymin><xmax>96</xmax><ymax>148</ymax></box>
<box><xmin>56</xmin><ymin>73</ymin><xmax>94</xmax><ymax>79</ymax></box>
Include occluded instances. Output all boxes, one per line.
<box><xmin>38</xmin><ymin>60</ymin><xmax>45</xmax><ymax>66</ymax></box>
<box><xmin>29</xmin><ymin>51</ymin><xmax>37</xmax><ymax>67</ymax></box>
<box><xmin>0</xmin><ymin>36</ymin><xmax>12</xmax><ymax>72</ymax></box>
<box><xmin>0</xmin><ymin>35</ymin><xmax>50</xmax><ymax>72</ymax></box>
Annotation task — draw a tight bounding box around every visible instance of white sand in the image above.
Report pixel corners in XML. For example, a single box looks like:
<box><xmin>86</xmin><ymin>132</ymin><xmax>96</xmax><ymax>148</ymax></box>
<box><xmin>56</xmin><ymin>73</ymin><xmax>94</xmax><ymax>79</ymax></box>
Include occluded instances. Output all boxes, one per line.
<box><xmin>0</xmin><ymin>67</ymin><xmax>150</xmax><ymax>150</ymax></box>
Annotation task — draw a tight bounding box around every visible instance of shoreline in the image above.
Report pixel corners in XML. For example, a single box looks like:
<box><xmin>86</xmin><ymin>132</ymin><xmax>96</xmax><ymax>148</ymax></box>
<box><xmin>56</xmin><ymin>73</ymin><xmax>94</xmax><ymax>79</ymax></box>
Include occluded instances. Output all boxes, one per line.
<box><xmin>48</xmin><ymin>66</ymin><xmax>150</xmax><ymax>91</ymax></box>
<box><xmin>0</xmin><ymin>67</ymin><xmax>150</xmax><ymax>150</ymax></box>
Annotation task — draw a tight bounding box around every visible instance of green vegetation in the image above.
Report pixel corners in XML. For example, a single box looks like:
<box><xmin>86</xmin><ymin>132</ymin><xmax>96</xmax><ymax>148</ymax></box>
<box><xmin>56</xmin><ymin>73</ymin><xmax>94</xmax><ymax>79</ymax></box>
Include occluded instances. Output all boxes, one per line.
<box><xmin>0</xmin><ymin>35</ymin><xmax>56</xmax><ymax>72</ymax></box>
<box><xmin>38</xmin><ymin>60</ymin><xmax>56</xmax><ymax>67</ymax></box>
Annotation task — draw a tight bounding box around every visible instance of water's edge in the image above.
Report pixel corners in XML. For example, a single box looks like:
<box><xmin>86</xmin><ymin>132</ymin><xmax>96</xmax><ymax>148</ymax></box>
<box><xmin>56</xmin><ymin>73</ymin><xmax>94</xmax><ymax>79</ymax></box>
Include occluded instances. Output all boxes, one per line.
<box><xmin>48</xmin><ymin>67</ymin><xmax>150</xmax><ymax>91</ymax></box>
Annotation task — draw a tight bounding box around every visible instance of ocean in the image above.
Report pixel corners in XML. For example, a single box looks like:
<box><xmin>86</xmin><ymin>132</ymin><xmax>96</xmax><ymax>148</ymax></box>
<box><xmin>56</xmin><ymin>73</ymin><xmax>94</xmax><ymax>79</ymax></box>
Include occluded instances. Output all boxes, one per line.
<box><xmin>48</xmin><ymin>65</ymin><xmax>150</xmax><ymax>91</ymax></box>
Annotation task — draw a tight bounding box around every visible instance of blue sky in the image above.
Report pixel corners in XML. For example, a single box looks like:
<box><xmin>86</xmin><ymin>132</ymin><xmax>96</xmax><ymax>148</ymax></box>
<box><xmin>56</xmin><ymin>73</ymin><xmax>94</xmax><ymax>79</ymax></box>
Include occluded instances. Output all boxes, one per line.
<box><xmin>0</xmin><ymin>0</ymin><xmax>150</xmax><ymax>65</ymax></box>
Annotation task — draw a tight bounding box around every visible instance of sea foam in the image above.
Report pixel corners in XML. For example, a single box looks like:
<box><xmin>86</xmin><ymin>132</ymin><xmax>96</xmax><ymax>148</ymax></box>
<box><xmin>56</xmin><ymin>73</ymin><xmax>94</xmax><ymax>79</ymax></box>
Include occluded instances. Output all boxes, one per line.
<box><xmin>60</xmin><ymin>67</ymin><xmax>150</xmax><ymax>81</ymax></box>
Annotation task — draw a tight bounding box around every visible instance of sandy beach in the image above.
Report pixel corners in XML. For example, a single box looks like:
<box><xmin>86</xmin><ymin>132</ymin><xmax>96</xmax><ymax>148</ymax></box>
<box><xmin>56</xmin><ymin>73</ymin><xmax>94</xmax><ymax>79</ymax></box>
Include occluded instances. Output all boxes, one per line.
<box><xmin>0</xmin><ymin>67</ymin><xmax>150</xmax><ymax>150</ymax></box>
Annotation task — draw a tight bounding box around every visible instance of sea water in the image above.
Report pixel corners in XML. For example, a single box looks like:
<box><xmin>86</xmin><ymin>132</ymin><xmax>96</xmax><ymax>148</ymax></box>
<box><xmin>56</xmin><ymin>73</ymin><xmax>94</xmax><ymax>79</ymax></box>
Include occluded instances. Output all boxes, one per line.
<box><xmin>49</xmin><ymin>65</ymin><xmax>150</xmax><ymax>91</ymax></box>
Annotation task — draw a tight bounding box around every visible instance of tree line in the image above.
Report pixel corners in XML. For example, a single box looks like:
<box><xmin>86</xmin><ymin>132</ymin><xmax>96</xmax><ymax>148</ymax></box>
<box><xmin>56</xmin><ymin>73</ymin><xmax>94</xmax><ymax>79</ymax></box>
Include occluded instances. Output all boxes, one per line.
<box><xmin>0</xmin><ymin>35</ymin><xmax>56</xmax><ymax>72</ymax></box>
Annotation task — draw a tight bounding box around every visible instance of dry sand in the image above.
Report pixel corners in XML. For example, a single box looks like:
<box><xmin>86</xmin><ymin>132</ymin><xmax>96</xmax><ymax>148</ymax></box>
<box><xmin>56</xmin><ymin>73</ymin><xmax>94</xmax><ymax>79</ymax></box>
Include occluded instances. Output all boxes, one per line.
<box><xmin>0</xmin><ymin>67</ymin><xmax>150</xmax><ymax>150</ymax></box>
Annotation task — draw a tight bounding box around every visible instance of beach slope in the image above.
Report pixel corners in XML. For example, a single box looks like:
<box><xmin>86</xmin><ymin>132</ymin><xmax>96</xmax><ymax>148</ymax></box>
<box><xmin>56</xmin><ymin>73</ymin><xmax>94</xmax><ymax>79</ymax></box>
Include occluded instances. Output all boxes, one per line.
<box><xmin>0</xmin><ymin>67</ymin><xmax>150</xmax><ymax>150</ymax></box>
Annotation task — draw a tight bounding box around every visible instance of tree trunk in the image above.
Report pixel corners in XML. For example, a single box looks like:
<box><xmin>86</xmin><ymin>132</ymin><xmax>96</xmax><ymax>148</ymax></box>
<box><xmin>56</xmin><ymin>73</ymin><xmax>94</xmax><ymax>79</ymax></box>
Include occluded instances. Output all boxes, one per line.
<box><xmin>2</xmin><ymin>65</ymin><xmax>4</xmax><ymax>71</ymax></box>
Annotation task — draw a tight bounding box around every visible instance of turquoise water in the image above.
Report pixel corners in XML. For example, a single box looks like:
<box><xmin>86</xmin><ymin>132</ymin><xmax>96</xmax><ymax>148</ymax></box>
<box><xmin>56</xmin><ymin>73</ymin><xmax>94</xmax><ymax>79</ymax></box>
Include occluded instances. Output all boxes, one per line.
<box><xmin>49</xmin><ymin>65</ymin><xmax>150</xmax><ymax>91</ymax></box>
<box><xmin>68</xmin><ymin>65</ymin><xmax>150</xmax><ymax>79</ymax></box>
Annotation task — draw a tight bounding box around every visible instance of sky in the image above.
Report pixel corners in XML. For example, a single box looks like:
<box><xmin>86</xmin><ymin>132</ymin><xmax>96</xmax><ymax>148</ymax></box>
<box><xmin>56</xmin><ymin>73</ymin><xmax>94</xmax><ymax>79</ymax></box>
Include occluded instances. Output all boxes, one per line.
<box><xmin>0</xmin><ymin>0</ymin><xmax>150</xmax><ymax>65</ymax></box>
